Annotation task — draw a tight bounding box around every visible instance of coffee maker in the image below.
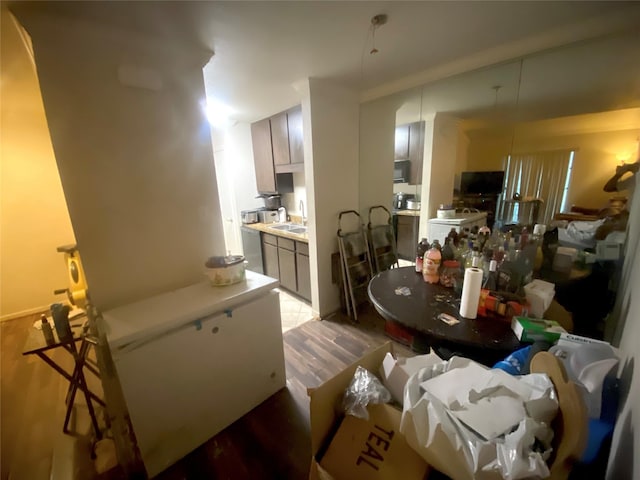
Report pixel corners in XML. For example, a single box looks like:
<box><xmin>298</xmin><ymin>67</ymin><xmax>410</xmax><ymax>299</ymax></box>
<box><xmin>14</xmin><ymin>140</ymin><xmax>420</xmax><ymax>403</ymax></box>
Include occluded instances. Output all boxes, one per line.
<box><xmin>393</xmin><ymin>192</ymin><xmax>415</xmax><ymax>210</ymax></box>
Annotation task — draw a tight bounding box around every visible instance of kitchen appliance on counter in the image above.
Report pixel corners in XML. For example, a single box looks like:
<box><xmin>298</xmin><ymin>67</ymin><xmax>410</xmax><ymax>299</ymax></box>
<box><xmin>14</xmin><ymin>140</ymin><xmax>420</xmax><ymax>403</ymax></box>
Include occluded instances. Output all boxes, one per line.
<box><xmin>393</xmin><ymin>192</ymin><xmax>415</xmax><ymax>210</ymax></box>
<box><xmin>241</xmin><ymin>209</ymin><xmax>262</xmax><ymax>224</ymax></box>
<box><xmin>259</xmin><ymin>210</ymin><xmax>279</xmax><ymax>224</ymax></box>
<box><xmin>406</xmin><ymin>200</ymin><xmax>421</xmax><ymax>211</ymax></box>
<box><xmin>257</xmin><ymin>194</ymin><xmax>282</xmax><ymax>210</ymax></box>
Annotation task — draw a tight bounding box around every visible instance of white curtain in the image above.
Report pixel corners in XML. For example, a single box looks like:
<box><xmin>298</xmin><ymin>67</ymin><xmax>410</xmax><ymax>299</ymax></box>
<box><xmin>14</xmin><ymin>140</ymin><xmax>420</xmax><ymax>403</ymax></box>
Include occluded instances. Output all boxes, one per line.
<box><xmin>499</xmin><ymin>150</ymin><xmax>573</xmax><ymax>225</ymax></box>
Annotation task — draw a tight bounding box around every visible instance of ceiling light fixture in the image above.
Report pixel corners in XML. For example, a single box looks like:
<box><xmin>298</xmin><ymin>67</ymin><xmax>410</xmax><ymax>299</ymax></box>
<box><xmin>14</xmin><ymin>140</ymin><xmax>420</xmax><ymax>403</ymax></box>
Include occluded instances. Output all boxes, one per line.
<box><xmin>202</xmin><ymin>98</ymin><xmax>234</xmax><ymax>128</ymax></box>
<box><xmin>370</xmin><ymin>14</ymin><xmax>387</xmax><ymax>55</ymax></box>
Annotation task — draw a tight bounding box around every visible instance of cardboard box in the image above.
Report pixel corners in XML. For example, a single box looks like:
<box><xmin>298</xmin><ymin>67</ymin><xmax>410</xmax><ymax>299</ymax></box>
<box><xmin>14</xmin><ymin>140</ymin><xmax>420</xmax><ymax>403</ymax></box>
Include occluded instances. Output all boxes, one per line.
<box><xmin>511</xmin><ymin>316</ymin><xmax>567</xmax><ymax>343</ymax></box>
<box><xmin>320</xmin><ymin>404</ymin><xmax>429</xmax><ymax>480</ymax></box>
<box><xmin>559</xmin><ymin>332</ymin><xmax>610</xmax><ymax>346</ymax></box>
<box><xmin>308</xmin><ymin>343</ymin><xmax>429</xmax><ymax>480</ymax></box>
<box><xmin>596</xmin><ymin>240</ymin><xmax>622</xmax><ymax>261</ymax></box>
<box><xmin>524</xmin><ymin>280</ymin><xmax>555</xmax><ymax>318</ymax></box>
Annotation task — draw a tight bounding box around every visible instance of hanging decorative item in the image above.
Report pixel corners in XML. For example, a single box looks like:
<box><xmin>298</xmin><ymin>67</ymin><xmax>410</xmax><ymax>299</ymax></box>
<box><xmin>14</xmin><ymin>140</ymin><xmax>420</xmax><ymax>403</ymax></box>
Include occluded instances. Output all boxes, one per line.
<box><xmin>370</xmin><ymin>14</ymin><xmax>387</xmax><ymax>55</ymax></box>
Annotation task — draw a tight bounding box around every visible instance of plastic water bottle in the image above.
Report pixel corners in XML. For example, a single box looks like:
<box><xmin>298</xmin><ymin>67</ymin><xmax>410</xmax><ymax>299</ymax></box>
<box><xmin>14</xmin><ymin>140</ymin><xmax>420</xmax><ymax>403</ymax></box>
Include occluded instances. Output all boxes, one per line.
<box><xmin>493</xmin><ymin>346</ymin><xmax>532</xmax><ymax>375</ymax></box>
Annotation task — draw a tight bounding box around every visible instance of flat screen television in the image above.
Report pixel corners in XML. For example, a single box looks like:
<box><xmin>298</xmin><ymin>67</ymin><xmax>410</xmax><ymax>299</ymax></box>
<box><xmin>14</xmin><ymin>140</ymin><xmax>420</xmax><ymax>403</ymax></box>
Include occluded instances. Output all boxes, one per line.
<box><xmin>460</xmin><ymin>171</ymin><xmax>505</xmax><ymax>196</ymax></box>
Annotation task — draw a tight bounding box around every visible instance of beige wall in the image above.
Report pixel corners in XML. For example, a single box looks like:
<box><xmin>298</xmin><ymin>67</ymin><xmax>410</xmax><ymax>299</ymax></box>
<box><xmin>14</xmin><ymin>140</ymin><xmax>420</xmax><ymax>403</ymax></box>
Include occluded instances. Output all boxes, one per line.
<box><xmin>17</xmin><ymin>12</ymin><xmax>226</xmax><ymax>311</ymax></box>
<box><xmin>467</xmin><ymin>112</ymin><xmax>640</xmax><ymax>211</ymax></box>
<box><xmin>422</xmin><ymin>113</ymin><xmax>460</xmax><ymax>219</ymax></box>
<box><xmin>0</xmin><ymin>11</ymin><xmax>76</xmax><ymax>320</ymax></box>
<box><xmin>303</xmin><ymin>78</ymin><xmax>360</xmax><ymax>317</ymax></box>
<box><xmin>359</xmin><ymin>96</ymin><xmax>398</xmax><ymax>214</ymax></box>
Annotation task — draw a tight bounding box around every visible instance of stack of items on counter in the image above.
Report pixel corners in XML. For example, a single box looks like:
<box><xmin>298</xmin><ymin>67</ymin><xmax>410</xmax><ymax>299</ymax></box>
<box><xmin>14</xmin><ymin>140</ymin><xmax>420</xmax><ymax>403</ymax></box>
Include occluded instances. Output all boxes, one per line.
<box><xmin>415</xmin><ymin>223</ymin><xmax>548</xmax><ymax>320</ymax></box>
<box><xmin>311</xmin><ymin>343</ymin><xmax>581</xmax><ymax>480</ymax></box>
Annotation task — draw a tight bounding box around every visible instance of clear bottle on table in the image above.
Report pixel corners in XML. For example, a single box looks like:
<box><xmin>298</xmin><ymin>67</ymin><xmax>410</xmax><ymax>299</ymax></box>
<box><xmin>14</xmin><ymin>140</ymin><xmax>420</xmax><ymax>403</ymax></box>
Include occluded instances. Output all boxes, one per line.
<box><xmin>41</xmin><ymin>314</ymin><xmax>55</xmax><ymax>345</ymax></box>
<box><xmin>441</xmin><ymin>238</ymin><xmax>455</xmax><ymax>262</ymax></box>
<box><xmin>469</xmin><ymin>247</ymin><xmax>481</xmax><ymax>269</ymax></box>
<box><xmin>532</xmin><ymin>224</ymin><xmax>546</xmax><ymax>272</ymax></box>
<box><xmin>415</xmin><ymin>238</ymin><xmax>429</xmax><ymax>273</ymax></box>
<box><xmin>440</xmin><ymin>260</ymin><xmax>461</xmax><ymax>288</ymax></box>
<box><xmin>483</xmin><ymin>260</ymin><xmax>498</xmax><ymax>291</ymax></box>
<box><xmin>447</xmin><ymin>228</ymin><xmax>459</xmax><ymax>247</ymax></box>
<box><xmin>493</xmin><ymin>246</ymin><xmax>506</xmax><ymax>266</ymax></box>
<box><xmin>520</xmin><ymin>226</ymin><xmax>530</xmax><ymax>250</ymax></box>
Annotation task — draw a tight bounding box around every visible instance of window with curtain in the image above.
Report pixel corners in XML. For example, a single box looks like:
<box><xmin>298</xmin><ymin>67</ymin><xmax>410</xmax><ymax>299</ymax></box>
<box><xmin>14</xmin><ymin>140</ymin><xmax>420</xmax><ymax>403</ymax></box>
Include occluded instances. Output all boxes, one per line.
<box><xmin>498</xmin><ymin>149</ymin><xmax>574</xmax><ymax>225</ymax></box>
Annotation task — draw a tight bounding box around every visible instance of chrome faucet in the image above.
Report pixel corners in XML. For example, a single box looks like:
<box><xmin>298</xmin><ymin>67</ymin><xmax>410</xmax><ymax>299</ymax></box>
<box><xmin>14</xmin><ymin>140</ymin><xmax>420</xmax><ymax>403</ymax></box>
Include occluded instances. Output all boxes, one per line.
<box><xmin>299</xmin><ymin>200</ymin><xmax>306</xmax><ymax>226</ymax></box>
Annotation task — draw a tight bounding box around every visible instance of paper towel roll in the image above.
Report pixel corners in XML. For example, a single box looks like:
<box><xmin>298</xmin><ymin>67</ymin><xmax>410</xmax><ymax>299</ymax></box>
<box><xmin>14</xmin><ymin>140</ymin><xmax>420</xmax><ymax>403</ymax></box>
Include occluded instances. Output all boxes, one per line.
<box><xmin>459</xmin><ymin>268</ymin><xmax>483</xmax><ymax>319</ymax></box>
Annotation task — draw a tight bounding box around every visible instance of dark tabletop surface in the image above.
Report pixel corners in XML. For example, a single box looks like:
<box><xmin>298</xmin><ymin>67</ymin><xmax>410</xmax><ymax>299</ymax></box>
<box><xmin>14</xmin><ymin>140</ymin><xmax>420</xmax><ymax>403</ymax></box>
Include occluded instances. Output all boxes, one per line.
<box><xmin>368</xmin><ymin>266</ymin><xmax>522</xmax><ymax>352</ymax></box>
<box><xmin>22</xmin><ymin>317</ymin><xmax>86</xmax><ymax>355</ymax></box>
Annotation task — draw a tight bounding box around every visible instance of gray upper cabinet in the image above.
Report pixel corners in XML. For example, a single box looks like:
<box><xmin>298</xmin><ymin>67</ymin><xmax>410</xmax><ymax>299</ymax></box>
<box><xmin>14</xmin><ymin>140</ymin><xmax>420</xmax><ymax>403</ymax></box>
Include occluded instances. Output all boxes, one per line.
<box><xmin>251</xmin><ymin>119</ymin><xmax>277</xmax><ymax>194</ymax></box>
<box><xmin>271</xmin><ymin>111</ymin><xmax>291</xmax><ymax>167</ymax></box>
<box><xmin>394</xmin><ymin>124</ymin><xmax>410</xmax><ymax>160</ymax></box>
<box><xmin>252</xmin><ymin>105</ymin><xmax>304</xmax><ymax>193</ymax></box>
<box><xmin>408</xmin><ymin>121</ymin><xmax>425</xmax><ymax>186</ymax></box>
<box><xmin>394</xmin><ymin>121</ymin><xmax>425</xmax><ymax>185</ymax></box>
<box><xmin>287</xmin><ymin>106</ymin><xmax>304</xmax><ymax>167</ymax></box>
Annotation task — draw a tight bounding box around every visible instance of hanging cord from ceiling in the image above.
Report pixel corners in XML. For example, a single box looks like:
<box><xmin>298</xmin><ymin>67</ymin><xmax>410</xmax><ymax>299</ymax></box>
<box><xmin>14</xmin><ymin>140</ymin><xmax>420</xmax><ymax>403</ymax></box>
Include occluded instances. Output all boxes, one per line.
<box><xmin>492</xmin><ymin>85</ymin><xmax>502</xmax><ymax>109</ymax></box>
<box><xmin>359</xmin><ymin>14</ymin><xmax>388</xmax><ymax>85</ymax></box>
<box><xmin>370</xmin><ymin>14</ymin><xmax>387</xmax><ymax>54</ymax></box>
<box><xmin>509</xmin><ymin>58</ymin><xmax>525</xmax><ymax>156</ymax></box>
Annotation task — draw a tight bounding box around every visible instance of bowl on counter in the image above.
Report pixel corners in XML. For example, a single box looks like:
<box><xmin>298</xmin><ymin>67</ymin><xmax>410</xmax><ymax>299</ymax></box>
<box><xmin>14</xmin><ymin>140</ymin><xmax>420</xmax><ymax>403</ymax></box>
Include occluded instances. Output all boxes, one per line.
<box><xmin>205</xmin><ymin>255</ymin><xmax>246</xmax><ymax>286</ymax></box>
<box><xmin>437</xmin><ymin>208</ymin><xmax>456</xmax><ymax>219</ymax></box>
<box><xmin>406</xmin><ymin>200</ymin><xmax>421</xmax><ymax>211</ymax></box>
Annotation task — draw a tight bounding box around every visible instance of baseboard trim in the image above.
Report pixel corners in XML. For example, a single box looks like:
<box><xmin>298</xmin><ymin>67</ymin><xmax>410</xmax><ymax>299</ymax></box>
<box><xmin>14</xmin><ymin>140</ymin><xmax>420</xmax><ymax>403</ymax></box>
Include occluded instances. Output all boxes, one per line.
<box><xmin>1</xmin><ymin>304</ymin><xmax>50</xmax><ymax>322</ymax></box>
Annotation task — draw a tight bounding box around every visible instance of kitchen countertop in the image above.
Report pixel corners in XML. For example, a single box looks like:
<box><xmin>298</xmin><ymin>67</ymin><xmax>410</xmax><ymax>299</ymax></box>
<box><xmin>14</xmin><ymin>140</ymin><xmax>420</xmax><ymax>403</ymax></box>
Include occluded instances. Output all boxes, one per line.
<box><xmin>394</xmin><ymin>209</ymin><xmax>420</xmax><ymax>217</ymax></box>
<box><xmin>242</xmin><ymin>222</ymin><xmax>309</xmax><ymax>243</ymax></box>
<box><xmin>427</xmin><ymin>211</ymin><xmax>487</xmax><ymax>223</ymax></box>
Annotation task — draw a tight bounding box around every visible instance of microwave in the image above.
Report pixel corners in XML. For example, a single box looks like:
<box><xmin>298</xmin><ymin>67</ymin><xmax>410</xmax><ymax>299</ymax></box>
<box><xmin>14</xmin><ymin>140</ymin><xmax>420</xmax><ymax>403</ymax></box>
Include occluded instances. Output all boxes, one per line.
<box><xmin>394</xmin><ymin>160</ymin><xmax>411</xmax><ymax>183</ymax></box>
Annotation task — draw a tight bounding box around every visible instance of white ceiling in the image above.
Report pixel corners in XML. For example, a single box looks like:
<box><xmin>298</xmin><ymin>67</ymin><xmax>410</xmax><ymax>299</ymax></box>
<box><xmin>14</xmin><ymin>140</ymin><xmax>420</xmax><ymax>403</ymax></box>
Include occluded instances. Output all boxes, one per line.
<box><xmin>9</xmin><ymin>1</ymin><xmax>640</xmax><ymax>123</ymax></box>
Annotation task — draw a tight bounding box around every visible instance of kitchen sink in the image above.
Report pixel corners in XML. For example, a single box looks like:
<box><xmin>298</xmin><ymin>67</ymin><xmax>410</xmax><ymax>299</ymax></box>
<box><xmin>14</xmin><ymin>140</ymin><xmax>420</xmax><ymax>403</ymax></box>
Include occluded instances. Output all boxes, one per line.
<box><xmin>269</xmin><ymin>223</ymin><xmax>307</xmax><ymax>234</ymax></box>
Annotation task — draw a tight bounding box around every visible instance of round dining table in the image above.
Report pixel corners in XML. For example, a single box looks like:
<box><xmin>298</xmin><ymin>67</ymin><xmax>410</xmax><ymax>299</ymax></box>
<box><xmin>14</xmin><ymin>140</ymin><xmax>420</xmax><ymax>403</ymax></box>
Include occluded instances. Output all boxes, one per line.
<box><xmin>368</xmin><ymin>266</ymin><xmax>523</xmax><ymax>365</ymax></box>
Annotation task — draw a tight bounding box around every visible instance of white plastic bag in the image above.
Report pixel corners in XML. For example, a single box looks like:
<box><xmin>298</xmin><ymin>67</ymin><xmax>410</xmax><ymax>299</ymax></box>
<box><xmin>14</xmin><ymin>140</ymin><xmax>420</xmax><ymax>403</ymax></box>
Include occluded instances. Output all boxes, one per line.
<box><xmin>400</xmin><ymin>357</ymin><xmax>558</xmax><ymax>480</ymax></box>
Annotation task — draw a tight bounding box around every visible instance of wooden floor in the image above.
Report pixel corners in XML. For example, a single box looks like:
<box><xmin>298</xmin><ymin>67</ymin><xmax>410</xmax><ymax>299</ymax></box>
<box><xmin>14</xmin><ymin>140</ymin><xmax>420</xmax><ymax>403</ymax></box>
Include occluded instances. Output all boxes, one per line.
<box><xmin>1</xmin><ymin>305</ymin><xmax>412</xmax><ymax>480</ymax></box>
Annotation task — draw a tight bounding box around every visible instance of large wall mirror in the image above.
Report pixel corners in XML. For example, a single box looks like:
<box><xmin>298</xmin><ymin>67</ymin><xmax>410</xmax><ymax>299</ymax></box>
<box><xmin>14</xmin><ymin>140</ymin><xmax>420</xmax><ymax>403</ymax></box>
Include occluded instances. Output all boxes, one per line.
<box><xmin>386</xmin><ymin>28</ymin><xmax>640</xmax><ymax>265</ymax></box>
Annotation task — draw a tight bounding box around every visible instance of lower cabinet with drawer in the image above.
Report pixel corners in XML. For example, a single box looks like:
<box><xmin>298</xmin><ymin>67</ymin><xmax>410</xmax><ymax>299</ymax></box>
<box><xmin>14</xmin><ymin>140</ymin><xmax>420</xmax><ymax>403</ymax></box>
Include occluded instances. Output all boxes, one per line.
<box><xmin>262</xmin><ymin>233</ymin><xmax>280</xmax><ymax>280</ymax></box>
<box><xmin>296</xmin><ymin>242</ymin><xmax>311</xmax><ymax>301</ymax></box>
<box><xmin>277</xmin><ymin>237</ymin><xmax>297</xmax><ymax>292</ymax></box>
<box><xmin>261</xmin><ymin>233</ymin><xmax>311</xmax><ymax>302</ymax></box>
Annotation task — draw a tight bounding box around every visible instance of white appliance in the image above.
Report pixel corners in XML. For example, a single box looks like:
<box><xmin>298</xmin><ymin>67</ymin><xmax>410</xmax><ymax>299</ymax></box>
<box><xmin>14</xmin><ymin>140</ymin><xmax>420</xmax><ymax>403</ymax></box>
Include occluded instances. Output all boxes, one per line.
<box><xmin>259</xmin><ymin>209</ymin><xmax>279</xmax><ymax>224</ymax></box>
<box><xmin>100</xmin><ymin>271</ymin><xmax>285</xmax><ymax>477</ymax></box>
<box><xmin>427</xmin><ymin>211</ymin><xmax>488</xmax><ymax>244</ymax></box>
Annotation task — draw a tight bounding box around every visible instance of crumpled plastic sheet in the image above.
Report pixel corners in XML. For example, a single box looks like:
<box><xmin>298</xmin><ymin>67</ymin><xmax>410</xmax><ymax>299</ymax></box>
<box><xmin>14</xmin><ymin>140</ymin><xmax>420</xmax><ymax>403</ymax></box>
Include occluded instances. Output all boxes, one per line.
<box><xmin>566</xmin><ymin>219</ymin><xmax>605</xmax><ymax>242</ymax></box>
<box><xmin>343</xmin><ymin>366</ymin><xmax>391</xmax><ymax>420</ymax></box>
<box><xmin>400</xmin><ymin>357</ymin><xmax>559</xmax><ymax>480</ymax></box>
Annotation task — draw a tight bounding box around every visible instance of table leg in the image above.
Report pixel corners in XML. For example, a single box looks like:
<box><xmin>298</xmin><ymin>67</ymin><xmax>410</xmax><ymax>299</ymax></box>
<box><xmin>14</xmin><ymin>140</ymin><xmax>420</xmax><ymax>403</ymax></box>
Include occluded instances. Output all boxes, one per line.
<box><xmin>64</xmin><ymin>341</ymin><xmax>103</xmax><ymax>439</ymax></box>
<box><xmin>64</xmin><ymin>340</ymin><xmax>89</xmax><ymax>406</ymax></box>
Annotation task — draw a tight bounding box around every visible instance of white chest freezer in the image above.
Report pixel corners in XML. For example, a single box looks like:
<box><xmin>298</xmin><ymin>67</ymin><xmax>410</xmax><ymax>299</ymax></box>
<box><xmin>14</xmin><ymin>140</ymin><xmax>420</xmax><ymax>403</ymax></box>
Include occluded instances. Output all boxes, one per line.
<box><xmin>427</xmin><ymin>212</ymin><xmax>488</xmax><ymax>244</ymax></box>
